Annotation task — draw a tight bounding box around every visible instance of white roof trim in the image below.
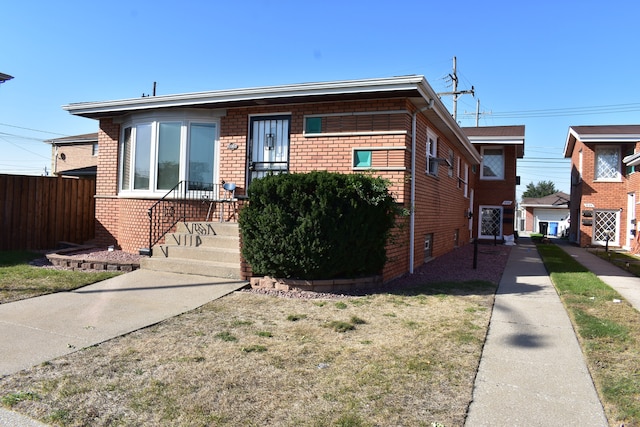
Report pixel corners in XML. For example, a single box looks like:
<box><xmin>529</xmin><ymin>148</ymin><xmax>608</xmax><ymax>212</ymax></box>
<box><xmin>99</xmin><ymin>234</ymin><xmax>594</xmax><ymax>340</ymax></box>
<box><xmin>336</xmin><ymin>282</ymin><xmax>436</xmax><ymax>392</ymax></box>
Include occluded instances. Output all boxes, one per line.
<box><xmin>63</xmin><ymin>76</ymin><xmax>426</xmax><ymax>116</ymax></box>
<box><xmin>623</xmin><ymin>152</ymin><xmax>640</xmax><ymax>166</ymax></box>
<box><xmin>564</xmin><ymin>127</ymin><xmax>640</xmax><ymax>157</ymax></box>
<box><xmin>520</xmin><ymin>203</ymin><xmax>569</xmax><ymax>208</ymax></box>
<box><xmin>467</xmin><ymin>137</ymin><xmax>524</xmax><ymax>145</ymax></box>
<box><xmin>63</xmin><ymin>75</ymin><xmax>482</xmax><ymax>164</ymax></box>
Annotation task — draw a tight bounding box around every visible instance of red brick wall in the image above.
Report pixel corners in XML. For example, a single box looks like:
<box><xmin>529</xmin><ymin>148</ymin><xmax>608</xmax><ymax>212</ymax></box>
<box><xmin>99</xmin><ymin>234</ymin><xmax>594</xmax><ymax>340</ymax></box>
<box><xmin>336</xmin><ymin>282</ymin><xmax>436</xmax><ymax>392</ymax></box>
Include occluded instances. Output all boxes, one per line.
<box><xmin>473</xmin><ymin>145</ymin><xmax>518</xmax><ymax>239</ymax></box>
<box><xmin>525</xmin><ymin>208</ymin><xmax>535</xmax><ymax>232</ymax></box>
<box><xmin>569</xmin><ymin>140</ymin><xmax>636</xmax><ymax>247</ymax></box>
<box><xmin>412</xmin><ymin>109</ymin><xmax>475</xmax><ymax>267</ymax></box>
<box><xmin>94</xmin><ymin>99</ymin><xmax>484</xmax><ymax>282</ymax></box>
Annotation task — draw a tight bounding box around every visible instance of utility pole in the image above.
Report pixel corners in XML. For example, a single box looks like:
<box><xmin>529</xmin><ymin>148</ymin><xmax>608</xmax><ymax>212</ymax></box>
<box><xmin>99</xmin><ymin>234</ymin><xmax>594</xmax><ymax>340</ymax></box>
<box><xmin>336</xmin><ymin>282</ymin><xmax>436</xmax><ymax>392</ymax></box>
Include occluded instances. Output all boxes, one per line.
<box><xmin>465</xmin><ymin>98</ymin><xmax>492</xmax><ymax>127</ymax></box>
<box><xmin>437</xmin><ymin>56</ymin><xmax>474</xmax><ymax>121</ymax></box>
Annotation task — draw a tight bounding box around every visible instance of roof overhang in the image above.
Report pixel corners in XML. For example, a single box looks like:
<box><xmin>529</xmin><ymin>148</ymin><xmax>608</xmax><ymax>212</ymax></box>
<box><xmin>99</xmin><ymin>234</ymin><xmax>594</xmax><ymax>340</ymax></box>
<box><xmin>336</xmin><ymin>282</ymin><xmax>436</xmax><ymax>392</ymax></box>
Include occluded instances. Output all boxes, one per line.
<box><xmin>467</xmin><ymin>136</ymin><xmax>525</xmax><ymax>158</ymax></box>
<box><xmin>564</xmin><ymin>126</ymin><xmax>640</xmax><ymax>157</ymax></box>
<box><xmin>44</xmin><ymin>133</ymin><xmax>98</xmax><ymax>145</ymax></box>
<box><xmin>624</xmin><ymin>151</ymin><xmax>640</xmax><ymax>167</ymax></box>
<box><xmin>64</xmin><ymin>76</ymin><xmax>429</xmax><ymax>118</ymax></box>
<box><xmin>520</xmin><ymin>203</ymin><xmax>569</xmax><ymax>208</ymax></box>
<box><xmin>63</xmin><ymin>75</ymin><xmax>481</xmax><ymax>164</ymax></box>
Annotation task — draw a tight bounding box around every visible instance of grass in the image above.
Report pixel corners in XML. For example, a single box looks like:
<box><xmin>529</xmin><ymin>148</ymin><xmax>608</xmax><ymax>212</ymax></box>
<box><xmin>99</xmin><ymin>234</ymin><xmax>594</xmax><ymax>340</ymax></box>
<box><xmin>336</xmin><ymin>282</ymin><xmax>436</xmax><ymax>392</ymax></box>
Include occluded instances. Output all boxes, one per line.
<box><xmin>587</xmin><ymin>248</ymin><xmax>640</xmax><ymax>278</ymax></box>
<box><xmin>0</xmin><ymin>280</ymin><xmax>497</xmax><ymax>426</ymax></box>
<box><xmin>0</xmin><ymin>251</ymin><xmax>120</xmax><ymax>304</ymax></box>
<box><xmin>537</xmin><ymin>243</ymin><xmax>640</xmax><ymax>426</ymax></box>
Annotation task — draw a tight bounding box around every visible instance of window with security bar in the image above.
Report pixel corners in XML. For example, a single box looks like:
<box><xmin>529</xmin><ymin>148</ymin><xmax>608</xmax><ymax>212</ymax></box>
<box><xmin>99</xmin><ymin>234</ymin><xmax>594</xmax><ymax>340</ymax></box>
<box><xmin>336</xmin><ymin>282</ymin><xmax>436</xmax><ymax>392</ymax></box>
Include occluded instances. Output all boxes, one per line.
<box><xmin>481</xmin><ymin>147</ymin><xmax>504</xmax><ymax>180</ymax></box>
<box><xmin>595</xmin><ymin>146</ymin><xmax>621</xmax><ymax>181</ymax></box>
<box><xmin>593</xmin><ymin>210</ymin><xmax>619</xmax><ymax>245</ymax></box>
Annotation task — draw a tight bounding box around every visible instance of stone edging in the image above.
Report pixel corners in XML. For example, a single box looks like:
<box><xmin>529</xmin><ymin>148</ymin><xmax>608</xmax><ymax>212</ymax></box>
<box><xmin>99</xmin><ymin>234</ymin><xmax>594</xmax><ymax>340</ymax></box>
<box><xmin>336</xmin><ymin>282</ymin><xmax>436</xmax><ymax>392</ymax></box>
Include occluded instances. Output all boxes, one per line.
<box><xmin>250</xmin><ymin>275</ymin><xmax>383</xmax><ymax>293</ymax></box>
<box><xmin>45</xmin><ymin>253</ymin><xmax>140</xmax><ymax>272</ymax></box>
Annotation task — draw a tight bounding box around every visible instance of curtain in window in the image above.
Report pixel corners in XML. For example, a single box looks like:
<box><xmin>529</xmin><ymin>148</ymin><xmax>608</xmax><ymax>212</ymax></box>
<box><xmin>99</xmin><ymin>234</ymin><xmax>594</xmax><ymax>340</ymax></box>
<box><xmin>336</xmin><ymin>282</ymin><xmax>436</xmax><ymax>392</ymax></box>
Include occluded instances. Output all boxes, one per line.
<box><xmin>133</xmin><ymin>124</ymin><xmax>152</xmax><ymax>190</ymax></box>
<box><xmin>157</xmin><ymin>122</ymin><xmax>181</xmax><ymax>190</ymax></box>
<box><xmin>596</xmin><ymin>147</ymin><xmax>619</xmax><ymax>180</ymax></box>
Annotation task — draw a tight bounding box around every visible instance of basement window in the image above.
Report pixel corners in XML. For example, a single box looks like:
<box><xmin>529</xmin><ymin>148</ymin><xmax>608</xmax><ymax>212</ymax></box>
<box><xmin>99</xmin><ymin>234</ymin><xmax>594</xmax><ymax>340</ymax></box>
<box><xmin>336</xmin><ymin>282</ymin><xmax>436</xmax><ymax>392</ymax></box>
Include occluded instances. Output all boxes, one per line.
<box><xmin>353</xmin><ymin>150</ymin><xmax>372</xmax><ymax>168</ymax></box>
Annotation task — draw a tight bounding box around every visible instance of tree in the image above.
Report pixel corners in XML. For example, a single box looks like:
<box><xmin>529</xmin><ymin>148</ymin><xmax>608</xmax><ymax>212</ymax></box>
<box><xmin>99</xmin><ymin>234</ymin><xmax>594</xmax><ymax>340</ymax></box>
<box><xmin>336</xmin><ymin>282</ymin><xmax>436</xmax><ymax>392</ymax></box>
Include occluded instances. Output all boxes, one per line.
<box><xmin>522</xmin><ymin>180</ymin><xmax>557</xmax><ymax>198</ymax></box>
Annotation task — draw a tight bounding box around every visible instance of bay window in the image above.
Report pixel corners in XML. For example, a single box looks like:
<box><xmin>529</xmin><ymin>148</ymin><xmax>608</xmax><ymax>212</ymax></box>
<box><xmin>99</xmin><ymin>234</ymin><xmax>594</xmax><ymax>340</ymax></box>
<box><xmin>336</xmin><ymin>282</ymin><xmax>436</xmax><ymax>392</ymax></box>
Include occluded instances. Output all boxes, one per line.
<box><xmin>119</xmin><ymin>116</ymin><xmax>219</xmax><ymax>194</ymax></box>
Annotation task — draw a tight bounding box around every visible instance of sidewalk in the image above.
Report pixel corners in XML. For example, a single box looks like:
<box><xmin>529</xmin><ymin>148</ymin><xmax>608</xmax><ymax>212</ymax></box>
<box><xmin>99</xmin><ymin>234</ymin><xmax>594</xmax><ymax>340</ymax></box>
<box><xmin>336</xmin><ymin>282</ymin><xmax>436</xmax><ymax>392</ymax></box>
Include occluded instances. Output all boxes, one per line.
<box><xmin>0</xmin><ymin>269</ymin><xmax>247</xmax><ymax>427</ymax></box>
<box><xmin>555</xmin><ymin>239</ymin><xmax>640</xmax><ymax>310</ymax></box>
<box><xmin>465</xmin><ymin>238</ymin><xmax>608</xmax><ymax>426</ymax></box>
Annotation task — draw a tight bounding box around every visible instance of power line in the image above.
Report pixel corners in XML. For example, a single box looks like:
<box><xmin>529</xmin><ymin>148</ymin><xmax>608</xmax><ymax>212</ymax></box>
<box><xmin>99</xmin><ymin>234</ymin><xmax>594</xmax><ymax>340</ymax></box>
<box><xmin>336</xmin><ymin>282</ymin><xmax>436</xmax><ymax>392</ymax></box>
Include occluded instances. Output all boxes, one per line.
<box><xmin>461</xmin><ymin>102</ymin><xmax>640</xmax><ymax>119</ymax></box>
<box><xmin>0</xmin><ymin>122</ymin><xmax>69</xmax><ymax>137</ymax></box>
<box><xmin>0</xmin><ymin>136</ymin><xmax>50</xmax><ymax>160</ymax></box>
<box><xmin>0</xmin><ymin>131</ymin><xmax>46</xmax><ymax>143</ymax></box>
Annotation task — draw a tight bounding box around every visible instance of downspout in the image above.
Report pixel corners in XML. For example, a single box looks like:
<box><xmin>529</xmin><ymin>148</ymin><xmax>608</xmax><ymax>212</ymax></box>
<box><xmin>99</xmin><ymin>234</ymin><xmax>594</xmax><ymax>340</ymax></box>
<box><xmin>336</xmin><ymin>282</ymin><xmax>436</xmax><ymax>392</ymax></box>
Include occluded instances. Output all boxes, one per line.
<box><xmin>410</xmin><ymin>112</ymin><xmax>417</xmax><ymax>274</ymax></box>
<box><xmin>410</xmin><ymin>100</ymin><xmax>434</xmax><ymax>274</ymax></box>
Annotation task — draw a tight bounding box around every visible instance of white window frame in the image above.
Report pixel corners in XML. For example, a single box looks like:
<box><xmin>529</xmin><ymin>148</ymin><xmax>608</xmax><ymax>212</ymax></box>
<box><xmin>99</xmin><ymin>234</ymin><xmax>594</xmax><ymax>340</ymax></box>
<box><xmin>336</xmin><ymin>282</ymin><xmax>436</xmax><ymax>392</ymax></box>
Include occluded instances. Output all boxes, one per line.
<box><xmin>118</xmin><ymin>112</ymin><xmax>220</xmax><ymax>197</ymax></box>
<box><xmin>426</xmin><ymin>128</ymin><xmax>438</xmax><ymax>176</ymax></box>
<box><xmin>480</xmin><ymin>146</ymin><xmax>505</xmax><ymax>180</ymax></box>
<box><xmin>463</xmin><ymin>163</ymin><xmax>469</xmax><ymax>198</ymax></box>
<box><xmin>594</xmin><ymin>145</ymin><xmax>622</xmax><ymax>182</ymax></box>
<box><xmin>578</xmin><ymin>148</ymin><xmax>583</xmax><ymax>182</ymax></box>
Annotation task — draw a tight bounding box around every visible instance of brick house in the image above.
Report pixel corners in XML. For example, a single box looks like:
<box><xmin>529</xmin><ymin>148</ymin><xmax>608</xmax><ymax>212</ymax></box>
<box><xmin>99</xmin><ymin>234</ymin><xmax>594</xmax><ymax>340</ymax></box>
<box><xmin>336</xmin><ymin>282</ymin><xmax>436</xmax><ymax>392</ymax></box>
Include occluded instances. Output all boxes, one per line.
<box><xmin>463</xmin><ymin>126</ymin><xmax>525</xmax><ymax>242</ymax></box>
<box><xmin>44</xmin><ymin>133</ymin><xmax>99</xmax><ymax>178</ymax></box>
<box><xmin>564</xmin><ymin>125</ymin><xmax>640</xmax><ymax>248</ymax></box>
<box><xmin>63</xmin><ymin>76</ymin><xmax>522</xmax><ymax>283</ymax></box>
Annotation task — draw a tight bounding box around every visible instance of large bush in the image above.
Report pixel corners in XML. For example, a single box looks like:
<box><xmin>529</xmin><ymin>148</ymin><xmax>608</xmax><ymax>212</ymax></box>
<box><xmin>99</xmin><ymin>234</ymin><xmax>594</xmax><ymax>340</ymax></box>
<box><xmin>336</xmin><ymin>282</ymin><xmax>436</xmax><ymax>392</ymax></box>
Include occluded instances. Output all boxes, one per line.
<box><xmin>239</xmin><ymin>171</ymin><xmax>398</xmax><ymax>279</ymax></box>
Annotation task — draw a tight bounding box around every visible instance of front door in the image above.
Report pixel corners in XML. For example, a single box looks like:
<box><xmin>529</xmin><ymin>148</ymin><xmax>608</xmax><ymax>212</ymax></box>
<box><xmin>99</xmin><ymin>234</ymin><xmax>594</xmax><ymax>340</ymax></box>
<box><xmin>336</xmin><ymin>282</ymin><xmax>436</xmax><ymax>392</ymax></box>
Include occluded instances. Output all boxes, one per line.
<box><xmin>248</xmin><ymin>115</ymin><xmax>290</xmax><ymax>186</ymax></box>
<box><xmin>593</xmin><ymin>209</ymin><xmax>620</xmax><ymax>246</ymax></box>
<box><xmin>479</xmin><ymin>206</ymin><xmax>503</xmax><ymax>240</ymax></box>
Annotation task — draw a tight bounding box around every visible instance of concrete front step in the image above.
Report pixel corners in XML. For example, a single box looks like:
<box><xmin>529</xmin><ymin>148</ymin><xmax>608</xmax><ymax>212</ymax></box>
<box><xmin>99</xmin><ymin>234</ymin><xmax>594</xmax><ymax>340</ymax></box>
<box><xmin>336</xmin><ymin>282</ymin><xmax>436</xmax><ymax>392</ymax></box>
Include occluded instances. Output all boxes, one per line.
<box><xmin>140</xmin><ymin>257</ymin><xmax>241</xmax><ymax>279</ymax></box>
<box><xmin>163</xmin><ymin>232</ymin><xmax>239</xmax><ymax>250</ymax></box>
<box><xmin>153</xmin><ymin>245</ymin><xmax>240</xmax><ymax>264</ymax></box>
<box><xmin>176</xmin><ymin>221</ymin><xmax>239</xmax><ymax>237</ymax></box>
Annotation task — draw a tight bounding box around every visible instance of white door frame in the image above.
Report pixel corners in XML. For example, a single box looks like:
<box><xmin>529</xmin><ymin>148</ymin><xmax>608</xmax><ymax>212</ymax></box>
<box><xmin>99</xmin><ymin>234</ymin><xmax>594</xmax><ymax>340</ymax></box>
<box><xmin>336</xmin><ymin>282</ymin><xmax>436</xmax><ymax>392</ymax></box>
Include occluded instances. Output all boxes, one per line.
<box><xmin>627</xmin><ymin>193</ymin><xmax>636</xmax><ymax>249</ymax></box>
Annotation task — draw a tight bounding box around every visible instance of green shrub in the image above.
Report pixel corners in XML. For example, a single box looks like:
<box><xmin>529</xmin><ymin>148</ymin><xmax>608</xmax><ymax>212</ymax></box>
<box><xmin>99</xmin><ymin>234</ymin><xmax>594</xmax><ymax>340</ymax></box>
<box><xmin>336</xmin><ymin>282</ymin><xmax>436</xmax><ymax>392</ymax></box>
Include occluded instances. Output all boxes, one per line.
<box><xmin>239</xmin><ymin>171</ymin><xmax>397</xmax><ymax>279</ymax></box>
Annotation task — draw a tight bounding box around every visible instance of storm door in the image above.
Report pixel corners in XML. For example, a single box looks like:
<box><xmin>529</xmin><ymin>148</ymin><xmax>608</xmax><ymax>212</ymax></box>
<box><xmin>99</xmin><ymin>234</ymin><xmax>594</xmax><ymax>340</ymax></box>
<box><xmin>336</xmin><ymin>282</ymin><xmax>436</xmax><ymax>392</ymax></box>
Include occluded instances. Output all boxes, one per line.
<box><xmin>593</xmin><ymin>210</ymin><xmax>620</xmax><ymax>246</ymax></box>
<box><xmin>248</xmin><ymin>115</ymin><xmax>290</xmax><ymax>185</ymax></box>
<box><xmin>479</xmin><ymin>206</ymin><xmax>503</xmax><ymax>239</ymax></box>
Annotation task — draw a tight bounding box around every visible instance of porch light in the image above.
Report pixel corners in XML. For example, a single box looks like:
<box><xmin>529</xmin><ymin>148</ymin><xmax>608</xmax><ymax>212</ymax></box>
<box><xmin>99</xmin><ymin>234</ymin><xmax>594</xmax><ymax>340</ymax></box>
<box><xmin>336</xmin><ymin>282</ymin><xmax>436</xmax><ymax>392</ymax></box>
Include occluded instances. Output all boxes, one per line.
<box><xmin>266</xmin><ymin>133</ymin><xmax>276</xmax><ymax>150</ymax></box>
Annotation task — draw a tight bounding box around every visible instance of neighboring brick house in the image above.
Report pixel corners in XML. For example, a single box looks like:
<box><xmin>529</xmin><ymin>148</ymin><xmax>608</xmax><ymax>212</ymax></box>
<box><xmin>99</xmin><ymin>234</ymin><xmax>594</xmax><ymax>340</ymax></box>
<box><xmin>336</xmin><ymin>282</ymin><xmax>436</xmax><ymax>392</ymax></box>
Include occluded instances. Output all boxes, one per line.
<box><xmin>44</xmin><ymin>133</ymin><xmax>99</xmax><ymax>178</ymax></box>
<box><xmin>462</xmin><ymin>126</ymin><xmax>525</xmax><ymax>242</ymax></box>
<box><xmin>63</xmin><ymin>76</ymin><xmax>521</xmax><ymax>282</ymax></box>
<box><xmin>564</xmin><ymin>125</ymin><xmax>640</xmax><ymax>249</ymax></box>
<box><xmin>520</xmin><ymin>191</ymin><xmax>570</xmax><ymax>236</ymax></box>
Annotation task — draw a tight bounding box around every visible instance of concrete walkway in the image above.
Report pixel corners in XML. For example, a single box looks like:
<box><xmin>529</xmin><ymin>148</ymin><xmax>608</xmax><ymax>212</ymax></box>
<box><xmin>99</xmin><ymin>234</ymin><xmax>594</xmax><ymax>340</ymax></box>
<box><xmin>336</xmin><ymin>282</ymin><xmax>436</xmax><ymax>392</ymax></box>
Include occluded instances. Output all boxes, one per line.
<box><xmin>465</xmin><ymin>238</ymin><xmax>608</xmax><ymax>426</ymax></box>
<box><xmin>0</xmin><ymin>269</ymin><xmax>247</xmax><ymax>426</ymax></box>
<box><xmin>4</xmin><ymin>239</ymin><xmax>640</xmax><ymax>426</ymax></box>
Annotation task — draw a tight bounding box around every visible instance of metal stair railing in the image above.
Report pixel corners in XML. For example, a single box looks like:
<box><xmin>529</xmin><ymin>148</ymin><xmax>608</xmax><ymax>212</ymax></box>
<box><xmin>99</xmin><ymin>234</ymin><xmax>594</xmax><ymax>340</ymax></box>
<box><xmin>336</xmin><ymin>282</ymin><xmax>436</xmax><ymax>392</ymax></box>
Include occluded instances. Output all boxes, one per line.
<box><xmin>142</xmin><ymin>181</ymin><xmax>223</xmax><ymax>256</ymax></box>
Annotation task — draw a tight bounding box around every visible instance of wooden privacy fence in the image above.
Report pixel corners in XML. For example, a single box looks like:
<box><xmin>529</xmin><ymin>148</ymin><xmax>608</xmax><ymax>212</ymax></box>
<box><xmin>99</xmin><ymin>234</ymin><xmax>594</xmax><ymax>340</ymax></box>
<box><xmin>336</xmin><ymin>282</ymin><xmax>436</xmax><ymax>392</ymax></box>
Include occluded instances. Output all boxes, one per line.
<box><xmin>0</xmin><ymin>174</ymin><xmax>96</xmax><ymax>251</ymax></box>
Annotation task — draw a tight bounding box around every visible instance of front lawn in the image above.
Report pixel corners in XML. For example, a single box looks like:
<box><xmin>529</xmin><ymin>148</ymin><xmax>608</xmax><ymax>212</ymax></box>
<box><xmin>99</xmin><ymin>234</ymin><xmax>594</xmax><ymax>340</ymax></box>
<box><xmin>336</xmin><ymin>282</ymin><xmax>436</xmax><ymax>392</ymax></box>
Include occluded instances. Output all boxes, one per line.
<box><xmin>0</xmin><ymin>251</ymin><xmax>120</xmax><ymax>304</ymax></box>
<box><xmin>0</xmin><ymin>281</ymin><xmax>496</xmax><ymax>426</ymax></box>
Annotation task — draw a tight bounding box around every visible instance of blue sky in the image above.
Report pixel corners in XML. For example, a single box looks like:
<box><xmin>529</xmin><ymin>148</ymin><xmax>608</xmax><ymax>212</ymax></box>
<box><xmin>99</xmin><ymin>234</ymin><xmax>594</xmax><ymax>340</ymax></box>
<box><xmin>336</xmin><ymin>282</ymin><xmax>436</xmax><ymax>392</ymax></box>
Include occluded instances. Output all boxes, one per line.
<box><xmin>2</xmin><ymin>0</ymin><xmax>639</xmax><ymax>200</ymax></box>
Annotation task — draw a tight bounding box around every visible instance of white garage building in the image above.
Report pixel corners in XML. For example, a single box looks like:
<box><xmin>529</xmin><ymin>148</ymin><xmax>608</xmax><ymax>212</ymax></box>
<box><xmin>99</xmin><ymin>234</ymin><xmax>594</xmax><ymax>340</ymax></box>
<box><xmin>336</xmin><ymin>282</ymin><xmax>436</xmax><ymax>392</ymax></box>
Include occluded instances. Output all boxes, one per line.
<box><xmin>520</xmin><ymin>192</ymin><xmax>570</xmax><ymax>236</ymax></box>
